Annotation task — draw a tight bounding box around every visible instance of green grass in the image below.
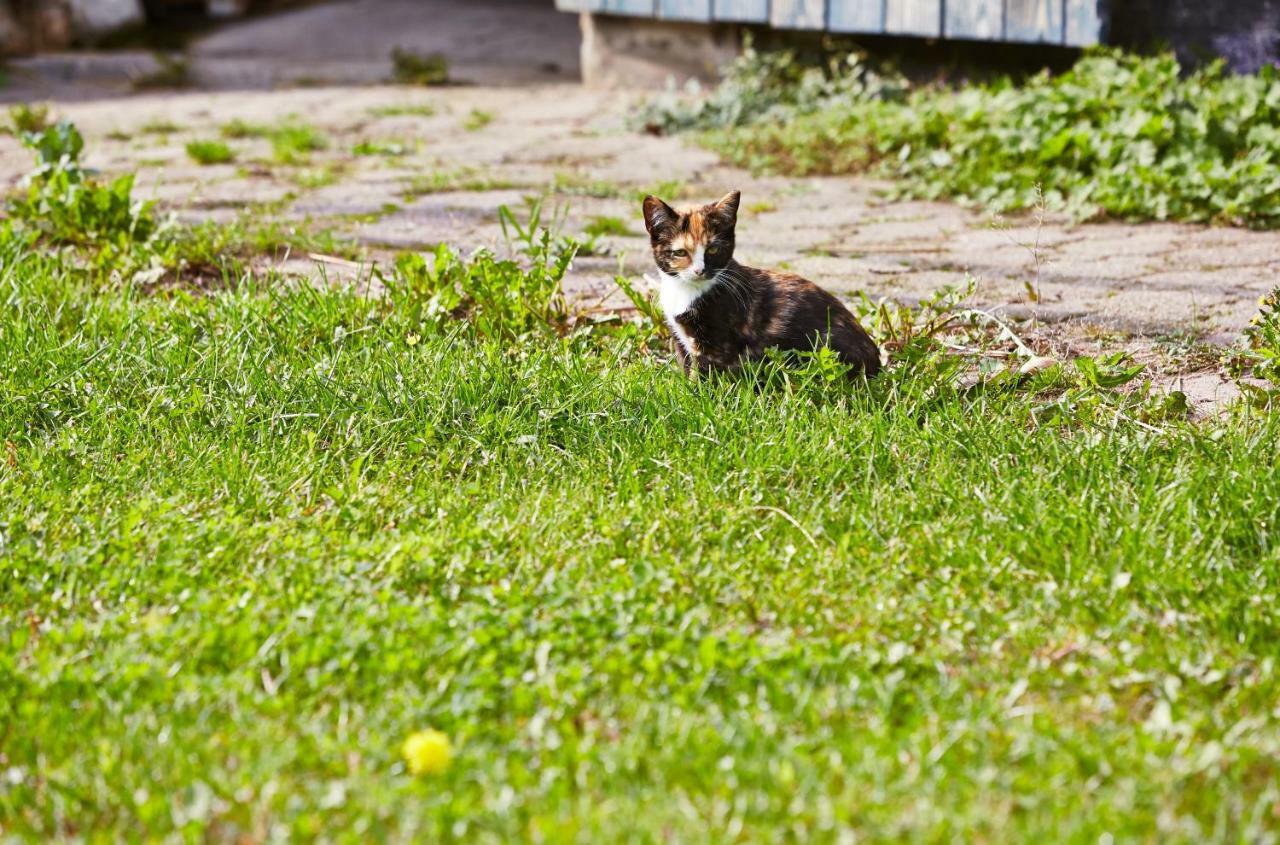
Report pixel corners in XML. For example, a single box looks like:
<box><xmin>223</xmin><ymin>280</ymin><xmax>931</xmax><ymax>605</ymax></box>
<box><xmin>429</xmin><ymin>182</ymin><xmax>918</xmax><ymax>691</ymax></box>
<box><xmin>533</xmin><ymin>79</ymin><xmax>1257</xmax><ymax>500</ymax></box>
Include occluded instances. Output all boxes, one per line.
<box><xmin>582</xmin><ymin>215</ymin><xmax>635</xmax><ymax>238</ymax></box>
<box><xmin>7</xmin><ymin>123</ymin><xmax>162</xmax><ymax>275</ymax></box>
<box><xmin>289</xmin><ymin>163</ymin><xmax>346</xmax><ymax>189</ymax></box>
<box><xmin>5</xmin><ymin>114</ymin><xmax>1280</xmax><ymax>841</ymax></box>
<box><xmin>3</xmin><ymin>224</ymin><xmax>1280</xmax><ymax>839</ymax></box>
<box><xmin>139</xmin><ymin>118</ymin><xmax>183</xmax><ymax>136</ymax></box>
<box><xmin>353</xmin><ymin>139</ymin><xmax>411</xmax><ymax>157</ymax></box>
<box><xmin>185</xmin><ymin>139</ymin><xmax>235</xmax><ymax>165</ymax></box>
<box><xmin>400</xmin><ymin>169</ymin><xmax>521</xmax><ymax>199</ymax></box>
<box><xmin>391</xmin><ymin>48</ymin><xmax>449</xmax><ymax>86</ymax></box>
<box><xmin>463</xmin><ymin>109</ymin><xmax>494</xmax><ymax>132</ymax></box>
<box><xmin>220</xmin><ymin>118</ymin><xmax>267</xmax><ymax>139</ymax></box>
<box><xmin>180</xmin><ymin>214</ymin><xmax>364</xmax><ymax>264</ymax></box>
<box><xmin>8</xmin><ymin>103</ymin><xmax>52</xmax><ymax>135</ymax></box>
<box><xmin>269</xmin><ymin>124</ymin><xmax>329</xmax><ymax>165</ymax></box>
<box><xmin>218</xmin><ymin>119</ymin><xmax>329</xmax><ymax>164</ymax></box>
<box><xmin>0</xmin><ymin>120</ymin><xmax>364</xmax><ymax>287</ymax></box>
<box><xmin>655</xmin><ymin>49</ymin><xmax>1280</xmax><ymax>227</ymax></box>
<box><xmin>368</xmin><ymin>103</ymin><xmax>437</xmax><ymax>118</ymax></box>
<box><xmin>131</xmin><ymin>53</ymin><xmax>191</xmax><ymax>91</ymax></box>
<box><xmin>549</xmin><ymin>173</ymin><xmax>689</xmax><ymax>203</ymax></box>
<box><xmin>1228</xmin><ymin>290</ymin><xmax>1280</xmax><ymax>395</ymax></box>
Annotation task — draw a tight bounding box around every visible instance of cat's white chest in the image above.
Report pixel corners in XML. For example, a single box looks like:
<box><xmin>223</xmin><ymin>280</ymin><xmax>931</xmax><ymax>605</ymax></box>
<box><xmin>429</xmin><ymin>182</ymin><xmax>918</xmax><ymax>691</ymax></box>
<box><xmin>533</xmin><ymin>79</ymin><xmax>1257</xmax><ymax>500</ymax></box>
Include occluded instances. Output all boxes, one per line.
<box><xmin>657</xmin><ymin>273</ymin><xmax>710</xmax><ymax>357</ymax></box>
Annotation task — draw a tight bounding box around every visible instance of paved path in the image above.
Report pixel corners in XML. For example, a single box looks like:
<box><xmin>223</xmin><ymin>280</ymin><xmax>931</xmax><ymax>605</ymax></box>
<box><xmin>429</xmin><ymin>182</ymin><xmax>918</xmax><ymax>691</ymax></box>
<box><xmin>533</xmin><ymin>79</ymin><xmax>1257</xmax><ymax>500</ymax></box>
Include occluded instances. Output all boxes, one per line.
<box><xmin>189</xmin><ymin>0</ymin><xmax>580</xmax><ymax>88</ymax></box>
<box><xmin>1</xmin><ymin>0</ymin><xmax>580</xmax><ymax>99</ymax></box>
<box><xmin>2</xmin><ymin>0</ymin><xmax>1276</xmax><ymax>408</ymax></box>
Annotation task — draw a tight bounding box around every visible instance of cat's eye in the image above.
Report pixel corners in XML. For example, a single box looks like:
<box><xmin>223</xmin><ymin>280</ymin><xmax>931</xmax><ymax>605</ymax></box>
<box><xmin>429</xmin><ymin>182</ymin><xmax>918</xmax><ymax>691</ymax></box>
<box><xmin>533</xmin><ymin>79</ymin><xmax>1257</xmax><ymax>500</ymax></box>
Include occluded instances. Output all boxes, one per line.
<box><xmin>669</xmin><ymin>249</ymin><xmax>687</xmax><ymax>258</ymax></box>
<box><xmin>706</xmin><ymin>246</ymin><xmax>720</xmax><ymax>256</ymax></box>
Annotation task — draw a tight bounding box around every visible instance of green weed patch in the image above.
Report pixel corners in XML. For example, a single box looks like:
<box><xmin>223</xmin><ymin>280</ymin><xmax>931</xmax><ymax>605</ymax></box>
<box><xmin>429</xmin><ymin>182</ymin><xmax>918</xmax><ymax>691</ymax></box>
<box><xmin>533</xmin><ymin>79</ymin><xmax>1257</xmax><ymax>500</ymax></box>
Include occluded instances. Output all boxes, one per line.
<box><xmin>1226</xmin><ymin>288</ymin><xmax>1280</xmax><ymax>401</ymax></box>
<box><xmin>7</xmin><ymin>103</ymin><xmax>52</xmax><ymax>135</ymax></box>
<box><xmin>648</xmin><ymin>49</ymin><xmax>1280</xmax><ymax>227</ymax></box>
<box><xmin>353</xmin><ymin>139</ymin><xmax>411</xmax><ymax>157</ymax></box>
<box><xmin>7</xmin><ymin>123</ymin><xmax>165</xmax><ymax>275</ymax></box>
<box><xmin>368</xmin><ymin>103</ymin><xmax>437</xmax><ymax>118</ymax></box>
<box><xmin>391</xmin><ymin>48</ymin><xmax>449</xmax><ymax>86</ymax></box>
<box><xmin>219</xmin><ymin>119</ymin><xmax>329</xmax><ymax>164</ymax></box>
<box><xmin>463</xmin><ymin>109</ymin><xmax>494</xmax><ymax>132</ymax></box>
<box><xmin>186</xmin><ymin>139</ymin><xmax>235</xmax><ymax>165</ymax></box>
<box><xmin>2</xmin><ymin>122</ymin><xmax>362</xmax><ymax>286</ymax></box>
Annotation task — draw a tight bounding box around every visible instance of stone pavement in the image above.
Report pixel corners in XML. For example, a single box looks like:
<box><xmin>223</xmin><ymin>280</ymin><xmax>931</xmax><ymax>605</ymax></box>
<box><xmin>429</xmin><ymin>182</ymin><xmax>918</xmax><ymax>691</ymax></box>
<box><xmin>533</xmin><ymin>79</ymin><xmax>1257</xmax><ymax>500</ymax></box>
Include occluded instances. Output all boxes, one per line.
<box><xmin>1</xmin><ymin>0</ymin><xmax>1277</xmax><ymax>409</ymax></box>
<box><xmin>1</xmin><ymin>0</ymin><xmax>580</xmax><ymax>100</ymax></box>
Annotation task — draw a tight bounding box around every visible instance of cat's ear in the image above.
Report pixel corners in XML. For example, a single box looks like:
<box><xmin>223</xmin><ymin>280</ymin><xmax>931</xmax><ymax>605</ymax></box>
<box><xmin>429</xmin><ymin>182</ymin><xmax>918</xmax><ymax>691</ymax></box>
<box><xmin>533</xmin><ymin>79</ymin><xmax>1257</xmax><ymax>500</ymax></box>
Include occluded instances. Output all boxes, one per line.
<box><xmin>642</xmin><ymin>195</ymin><xmax>678</xmax><ymax>237</ymax></box>
<box><xmin>713</xmin><ymin>190</ymin><xmax>741</xmax><ymax>224</ymax></box>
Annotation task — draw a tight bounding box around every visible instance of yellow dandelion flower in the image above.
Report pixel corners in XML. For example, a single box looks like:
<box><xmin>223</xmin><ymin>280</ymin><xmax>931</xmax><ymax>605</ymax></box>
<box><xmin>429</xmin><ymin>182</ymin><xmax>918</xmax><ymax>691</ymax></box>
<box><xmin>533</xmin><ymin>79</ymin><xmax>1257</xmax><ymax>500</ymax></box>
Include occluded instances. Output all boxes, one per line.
<box><xmin>406</xmin><ymin>332</ymin><xmax>421</xmax><ymax>347</ymax></box>
<box><xmin>401</xmin><ymin>728</ymin><xmax>452</xmax><ymax>775</ymax></box>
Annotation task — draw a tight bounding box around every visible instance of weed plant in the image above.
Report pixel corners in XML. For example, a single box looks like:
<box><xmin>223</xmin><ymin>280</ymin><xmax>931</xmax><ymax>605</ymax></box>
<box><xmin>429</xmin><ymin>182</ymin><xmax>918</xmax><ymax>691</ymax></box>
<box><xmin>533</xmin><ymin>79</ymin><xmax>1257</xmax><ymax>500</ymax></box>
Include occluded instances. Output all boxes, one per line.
<box><xmin>645</xmin><ymin>49</ymin><xmax>1280</xmax><ymax>227</ymax></box>
<box><xmin>186</xmin><ymin>139</ymin><xmax>235</xmax><ymax>165</ymax></box>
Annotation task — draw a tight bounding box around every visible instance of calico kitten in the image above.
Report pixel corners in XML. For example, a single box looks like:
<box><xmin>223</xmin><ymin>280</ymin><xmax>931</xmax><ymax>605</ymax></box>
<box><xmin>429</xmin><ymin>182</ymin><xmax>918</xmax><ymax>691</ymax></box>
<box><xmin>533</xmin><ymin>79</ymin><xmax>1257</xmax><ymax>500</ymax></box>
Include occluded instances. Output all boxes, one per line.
<box><xmin>642</xmin><ymin>190</ymin><xmax>881</xmax><ymax>377</ymax></box>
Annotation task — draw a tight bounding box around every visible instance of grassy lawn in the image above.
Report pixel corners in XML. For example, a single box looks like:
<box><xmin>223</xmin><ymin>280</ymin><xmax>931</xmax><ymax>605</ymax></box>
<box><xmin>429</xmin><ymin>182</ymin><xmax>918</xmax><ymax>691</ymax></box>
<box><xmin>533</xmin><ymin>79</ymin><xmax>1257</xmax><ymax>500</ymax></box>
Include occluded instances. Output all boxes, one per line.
<box><xmin>4</xmin><ymin>227</ymin><xmax>1280</xmax><ymax>840</ymax></box>
<box><xmin>2</xmin><ymin>70</ymin><xmax>1280</xmax><ymax>839</ymax></box>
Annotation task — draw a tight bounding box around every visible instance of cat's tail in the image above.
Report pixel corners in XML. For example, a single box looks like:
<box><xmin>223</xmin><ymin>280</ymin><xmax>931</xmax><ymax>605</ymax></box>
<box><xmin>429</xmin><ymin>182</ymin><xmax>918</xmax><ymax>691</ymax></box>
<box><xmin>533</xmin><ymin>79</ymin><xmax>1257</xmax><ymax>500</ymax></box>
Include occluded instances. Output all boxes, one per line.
<box><xmin>839</xmin><ymin>320</ymin><xmax>882</xmax><ymax>378</ymax></box>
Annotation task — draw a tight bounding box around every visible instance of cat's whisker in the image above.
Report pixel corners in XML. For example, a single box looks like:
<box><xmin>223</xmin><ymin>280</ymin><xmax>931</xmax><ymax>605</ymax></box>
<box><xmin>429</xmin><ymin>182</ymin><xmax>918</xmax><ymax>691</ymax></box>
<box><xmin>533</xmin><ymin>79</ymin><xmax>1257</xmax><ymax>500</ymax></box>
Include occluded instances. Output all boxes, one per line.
<box><xmin>714</xmin><ymin>268</ymin><xmax>756</xmax><ymax>313</ymax></box>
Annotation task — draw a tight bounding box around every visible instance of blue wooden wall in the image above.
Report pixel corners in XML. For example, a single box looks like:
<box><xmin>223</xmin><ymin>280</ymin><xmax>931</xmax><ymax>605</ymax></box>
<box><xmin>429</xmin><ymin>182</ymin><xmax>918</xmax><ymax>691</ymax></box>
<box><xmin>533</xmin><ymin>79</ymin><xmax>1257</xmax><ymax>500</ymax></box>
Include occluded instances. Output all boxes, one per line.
<box><xmin>555</xmin><ymin>0</ymin><xmax>1105</xmax><ymax>46</ymax></box>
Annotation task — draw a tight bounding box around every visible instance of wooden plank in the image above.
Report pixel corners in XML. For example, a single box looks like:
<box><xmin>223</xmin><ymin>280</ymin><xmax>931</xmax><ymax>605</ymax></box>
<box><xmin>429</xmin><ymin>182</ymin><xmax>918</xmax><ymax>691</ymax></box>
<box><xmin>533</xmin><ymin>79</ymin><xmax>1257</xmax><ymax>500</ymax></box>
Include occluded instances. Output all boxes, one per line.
<box><xmin>944</xmin><ymin>0</ymin><xmax>1003</xmax><ymax>40</ymax></box>
<box><xmin>884</xmin><ymin>0</ymin><xmax>941</xmax><ymax>37</ymax></box>
<box><xmin>770</xmin><ymin>0</ymin><xmax>826</xmax><ymax>29</ymax></box>
<box><xmin>660</xmin><ymin>0</ymin><xmax>711</xmax><ymax>20</ymax></box>
<box><xmin>1005</xmin><ymin>0</ymin><xmax>1063</xmax><ymax>43</ymax></box>
<box><xmin>1064</xmin><ymin>0</ymin><xmax>1103</xmax><ymax>46</ymax></box>
<box><xmin>828</xmin><ymin>0</ymin><xmax>885</xmax><ymax>33</ymax></box>
<box><xmin>713</xmin><ymin>0</ymin><xmax>768</xmax><ymax>22</ymax></box>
